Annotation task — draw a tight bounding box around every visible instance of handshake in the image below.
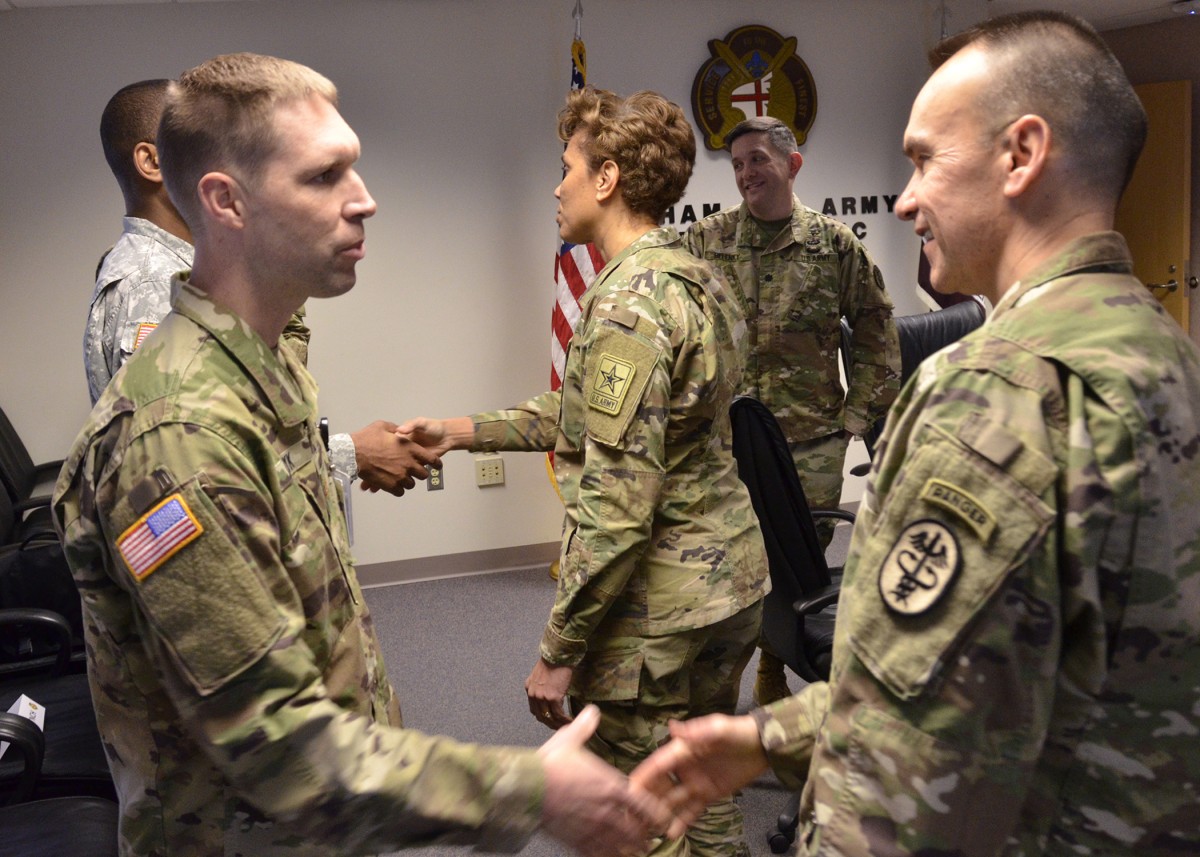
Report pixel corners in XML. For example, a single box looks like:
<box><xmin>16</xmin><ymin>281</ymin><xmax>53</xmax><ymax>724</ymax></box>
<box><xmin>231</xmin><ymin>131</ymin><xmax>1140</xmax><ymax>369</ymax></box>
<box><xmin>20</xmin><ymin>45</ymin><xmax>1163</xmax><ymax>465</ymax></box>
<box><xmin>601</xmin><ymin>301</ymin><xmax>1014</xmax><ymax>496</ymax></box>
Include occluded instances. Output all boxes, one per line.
<box><xmin>347</xmin><ymin>416</ymin><xmax>475</xmax><ymax>497</ymax></box>
<box><xmin>537</xmin><ymin>705</ymin><xmax>769</xmax><ymax>857</ymax></box>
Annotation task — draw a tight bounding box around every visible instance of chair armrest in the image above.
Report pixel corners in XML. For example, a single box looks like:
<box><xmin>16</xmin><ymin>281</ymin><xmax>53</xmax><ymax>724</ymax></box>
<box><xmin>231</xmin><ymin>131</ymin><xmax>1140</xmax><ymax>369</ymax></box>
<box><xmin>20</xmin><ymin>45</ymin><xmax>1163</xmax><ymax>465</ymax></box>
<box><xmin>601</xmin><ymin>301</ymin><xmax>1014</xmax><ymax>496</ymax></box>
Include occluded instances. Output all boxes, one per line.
<box><xmin>13</xmin><ymin>494</ymin><xmax>52</xmax><ymax>515</ymax></box>
<box><xmin>811</xmin><ymin>508</ymin><xmax>856</xmax><ymax>525</ymax></box>
<box><xmin>0</xmin><ymin>609</ymin><xmax>73</xmax><ymax>677</ymax></box>
<box><xmin>0</xmin><ymin>710</ymin><xmax>45</xmax><ymax>805</ymax></box>
<box><xmin>31</xmin><ymin>461</ymin><xmax>64</xmax><ymax>483</ymax></box>
<box><xmin>793</xmin><ymin>583</ymin><xmax>841</xmax><ymax>616</ymax></box>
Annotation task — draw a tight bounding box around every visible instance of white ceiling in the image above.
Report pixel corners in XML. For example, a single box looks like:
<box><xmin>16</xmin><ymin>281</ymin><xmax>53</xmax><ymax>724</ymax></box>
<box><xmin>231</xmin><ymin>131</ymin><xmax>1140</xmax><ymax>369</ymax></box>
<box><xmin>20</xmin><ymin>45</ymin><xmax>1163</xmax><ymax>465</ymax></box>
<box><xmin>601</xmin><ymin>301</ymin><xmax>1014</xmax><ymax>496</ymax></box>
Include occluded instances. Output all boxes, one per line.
<box><xmin>0</xmin><ymin>0</ymin><xmax>1193</xmax><ymax>30</ymax></box>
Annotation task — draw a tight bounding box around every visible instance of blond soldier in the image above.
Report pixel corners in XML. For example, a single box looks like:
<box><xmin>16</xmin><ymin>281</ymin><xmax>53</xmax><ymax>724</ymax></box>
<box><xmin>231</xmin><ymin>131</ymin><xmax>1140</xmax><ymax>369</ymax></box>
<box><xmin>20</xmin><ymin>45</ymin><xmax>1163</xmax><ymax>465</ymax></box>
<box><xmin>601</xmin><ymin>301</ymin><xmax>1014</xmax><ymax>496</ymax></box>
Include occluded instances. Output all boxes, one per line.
<box><xmin>54</xmin><ymin>53</ymin><xmax>669</xmax><ymax>857</ymax></box>
<box><xmin>684</xmin><ymin>116</ymin><xmax>901</xmax><ymax>705</ymax></box>
<box><xmin>87</xmin><ymin>79</ymin><xmax>431</xmax><ymax>496</ymax></box>
<box><xmin>401</xmin><ymin>87</ymin><xmax>769</xmax><ymax>857</ymax></box>
<box><xmin>634</xmin><ymin>12</ymin><xmax>1200</xmax><ymax>856</ymax></box>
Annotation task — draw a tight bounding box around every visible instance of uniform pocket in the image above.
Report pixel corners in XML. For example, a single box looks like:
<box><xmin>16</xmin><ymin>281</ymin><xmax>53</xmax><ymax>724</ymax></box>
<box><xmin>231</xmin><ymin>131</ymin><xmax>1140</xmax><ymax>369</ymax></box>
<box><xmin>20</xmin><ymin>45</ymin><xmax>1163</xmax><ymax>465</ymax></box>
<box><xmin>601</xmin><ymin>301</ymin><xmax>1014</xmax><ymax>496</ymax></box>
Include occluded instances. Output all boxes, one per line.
<box><xmin>112</xmin><ymin>475</ymin><xmax>286</xmax><ymax>696</ymax></box>
<box><xmin>571</xmin><ymin>646</ymin><xmax>644</xmax><ymax>702</ymax></box>
<box><xmin>815</xmin><ymin>705</ymin><xmax>1019</xmax><ymax>856</ymax></box>
<box><xmin>846</xmin><ymin>424</ymin><xmax>1053</xmax><ymax>699</ymax></box>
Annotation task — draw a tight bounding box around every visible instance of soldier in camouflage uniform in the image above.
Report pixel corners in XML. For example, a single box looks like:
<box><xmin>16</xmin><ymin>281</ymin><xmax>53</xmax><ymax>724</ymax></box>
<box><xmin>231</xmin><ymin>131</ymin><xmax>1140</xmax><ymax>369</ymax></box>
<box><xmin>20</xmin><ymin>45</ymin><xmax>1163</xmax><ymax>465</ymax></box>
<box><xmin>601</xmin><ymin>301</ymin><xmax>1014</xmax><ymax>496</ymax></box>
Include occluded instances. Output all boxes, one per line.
<box><xmin>401</xmin><ymin>87</ymin><xmax>769</xmax><ymax>857</ymax></box>
<box><xmin>633</xmin><ymin>12</ymin><xmax>1200</xmax><ymax>855</ymax></box>
<box><xmin>85</xmin><ymin>78</ymin><xmax>422</xmax><ymax>498</ymax></box>
<box><xmin>684</xmin><ymin>116</ymin><xmax>901</xmax><ymax>705</ymax></box>
<box><xmin>53</xmin><ymin>53</ymin><xmax>670</xmax><ymax>857</ymax></box>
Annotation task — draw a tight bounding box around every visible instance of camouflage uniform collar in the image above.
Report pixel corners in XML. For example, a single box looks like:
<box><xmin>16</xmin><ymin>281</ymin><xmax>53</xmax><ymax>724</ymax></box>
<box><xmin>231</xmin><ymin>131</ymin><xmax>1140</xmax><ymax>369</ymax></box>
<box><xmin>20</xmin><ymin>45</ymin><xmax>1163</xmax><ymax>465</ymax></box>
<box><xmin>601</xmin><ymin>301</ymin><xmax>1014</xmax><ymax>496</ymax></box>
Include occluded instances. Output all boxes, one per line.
<box><xmin>598</xmin><ymin>225</ymin><xmax>681</xmax><ymax>278</ymax></box>
<box><xmin>734</xmin><ymin>195</ymin><xmax>808</xmax><ymax>250</ymax></box>
<box><xmin>170</xmin><ymin>276</ymin><xmax>312</xmax><ymax>427</ymax></box>
<box><xmin>120</xmin><ymin>215</ymin><xmax>195</xmax><ymax>264</ymax></box>
<box><xmin>993</xmin><ymin>232</ymin><xmax>1133</xmax><ymax>316</ymax></box>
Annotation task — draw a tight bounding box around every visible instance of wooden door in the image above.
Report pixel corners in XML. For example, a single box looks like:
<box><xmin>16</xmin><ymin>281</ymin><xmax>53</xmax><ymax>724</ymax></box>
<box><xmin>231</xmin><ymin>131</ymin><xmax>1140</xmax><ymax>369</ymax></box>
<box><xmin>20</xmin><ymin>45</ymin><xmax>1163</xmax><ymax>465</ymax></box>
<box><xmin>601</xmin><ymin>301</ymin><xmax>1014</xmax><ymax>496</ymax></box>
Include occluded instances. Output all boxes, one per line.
<box><xmin>1115</xmin><ymin>80</ymin><xmax>1193</xmax><ymax>332</ymax></box>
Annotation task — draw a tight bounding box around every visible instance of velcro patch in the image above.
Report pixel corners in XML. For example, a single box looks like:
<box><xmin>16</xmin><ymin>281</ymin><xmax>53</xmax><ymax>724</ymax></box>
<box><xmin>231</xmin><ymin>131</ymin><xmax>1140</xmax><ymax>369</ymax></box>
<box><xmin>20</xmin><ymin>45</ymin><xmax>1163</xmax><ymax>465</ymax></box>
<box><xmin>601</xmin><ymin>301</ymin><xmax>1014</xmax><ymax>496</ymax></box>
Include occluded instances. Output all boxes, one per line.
<box><xmin>584</xmin><ymin>324</ymin><xmax>658</xmax><ymax>448</ymax></box>
<box><xmin>133</xmin><ymin>323</ymin><xmax>158</xmax><ymax>350</ymax></box>
<box><xmin>588</xmin><ymin>354</ymin><xmax>637</xmax><ymax>415</ymax></box>
<box><xmin>879</xmin><ymin>519</ymin><xmax>961</xmax><ymax>615</ymax></box>
<box><xmin>117</xmin><ymin>493</ymin><xmax>203</xmax><ymax>581</ymax></box>
<box><xmin>920</xmin><ymin>478</ymin><xmax>995</xmax><ymax>542</ymax></box>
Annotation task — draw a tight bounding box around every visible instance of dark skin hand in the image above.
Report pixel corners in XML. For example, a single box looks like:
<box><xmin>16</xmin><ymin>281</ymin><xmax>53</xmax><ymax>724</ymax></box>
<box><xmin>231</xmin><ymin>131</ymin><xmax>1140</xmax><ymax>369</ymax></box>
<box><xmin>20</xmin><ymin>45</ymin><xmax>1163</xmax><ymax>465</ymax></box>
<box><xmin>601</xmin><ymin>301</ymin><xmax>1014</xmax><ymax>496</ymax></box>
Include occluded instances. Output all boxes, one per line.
<box><xmin>351</xmin><ymin>420</ymin><xmax>442</xmax><ymax>497</ymax></box>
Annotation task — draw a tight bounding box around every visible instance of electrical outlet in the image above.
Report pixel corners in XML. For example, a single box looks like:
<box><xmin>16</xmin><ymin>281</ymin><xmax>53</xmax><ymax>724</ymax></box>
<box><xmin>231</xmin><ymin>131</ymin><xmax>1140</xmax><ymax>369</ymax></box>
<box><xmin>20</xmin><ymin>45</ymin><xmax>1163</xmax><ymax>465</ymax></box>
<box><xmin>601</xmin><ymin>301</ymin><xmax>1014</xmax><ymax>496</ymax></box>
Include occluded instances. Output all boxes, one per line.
<box><xmin>427</xmin><ymin>466</ymin><xmax>444</xmax><ymax>491</ymax></box>
<box><xmin>474</xmin><ymin>454</ymin><xmax>505</xmax><ymax>487</ymax></box>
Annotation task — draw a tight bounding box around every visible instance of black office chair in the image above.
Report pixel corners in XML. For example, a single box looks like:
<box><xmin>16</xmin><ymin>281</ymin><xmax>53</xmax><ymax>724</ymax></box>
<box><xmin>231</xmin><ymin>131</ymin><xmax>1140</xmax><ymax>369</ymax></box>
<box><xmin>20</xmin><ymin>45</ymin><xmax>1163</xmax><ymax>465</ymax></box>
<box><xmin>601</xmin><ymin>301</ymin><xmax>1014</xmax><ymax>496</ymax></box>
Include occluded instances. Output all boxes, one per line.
<box><xmin>0</xmin><ymin>609</ymin><xmax>113</xmax><ymax>803</ymax></box>
<box><xmin>0</xmin><ymin>488</ymin><xmax>84</xmax><ymax>673</ymax></box>
<box><xmin>0</xmin><ymin>479</ymin><xmax>57</xmax><ymax>550</ymax></box>
<box><xmin>0</xmin><ymin>795</ymin><xmax>119</xmax><ymax>857</ymax></box>
<box><xmin>842</xmin><ymin>298</ymin><xmax>986</xmax><ymax>464</ymax></box>
<box><xmin>0</xmin><ymin>404</ymin><xmax>62</xmax><ymax>528</ymax></box>
<box><xmin>0</xmin><ymin>708</ymin><xmax>118</xmax><ymax>856</ymax></box>
<box><xmin>730</xmin><ymin>396</ymin><xmax>855</xmax><ymax>853</ymax></box>
<box><xmin>730</xmin><ymin>396</ymin><xmax>853</xmax><ymax>684</ymax></box>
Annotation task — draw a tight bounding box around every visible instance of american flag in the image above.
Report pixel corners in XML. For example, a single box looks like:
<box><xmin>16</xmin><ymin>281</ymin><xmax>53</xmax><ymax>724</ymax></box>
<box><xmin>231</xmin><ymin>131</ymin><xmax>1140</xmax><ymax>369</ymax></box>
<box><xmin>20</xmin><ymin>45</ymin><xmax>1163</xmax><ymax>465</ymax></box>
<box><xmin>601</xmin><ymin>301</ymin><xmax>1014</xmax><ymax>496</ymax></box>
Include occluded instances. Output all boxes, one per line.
<box><xmin>133</xmin><ymin>322</ymin><xmax>157</xmax><ymax>350</ymax></box>
<box><xmin>117</xmin><ymin>494</ymin><xmax>203</xmax><ymax>580</ymax></box>
<box><xmin>550</xmin><ymin>26</ymin><xmax>600</xmax><ymax>391</ymax></box>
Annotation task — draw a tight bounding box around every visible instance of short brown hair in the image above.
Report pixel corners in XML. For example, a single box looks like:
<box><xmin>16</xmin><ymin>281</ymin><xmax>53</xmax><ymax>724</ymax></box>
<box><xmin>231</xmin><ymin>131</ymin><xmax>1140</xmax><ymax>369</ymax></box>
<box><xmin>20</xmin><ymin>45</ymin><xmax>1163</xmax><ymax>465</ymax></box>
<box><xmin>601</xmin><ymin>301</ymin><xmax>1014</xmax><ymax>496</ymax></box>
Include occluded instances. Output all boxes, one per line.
<box><xmin>725</xmin><ymin>116</ymin><xmax>797</xmax><ymax>157</ymax></box>
<box><xmin>557</xmin><ymin>86</ymin><xmax>695</xmax><ymax>222</ymax></box>
<box><xmin>158</xmin><ymin>53</ymin><xmax>338</xmax><ymax>229</ymax></box>
<box><xmin>931</xmin><ymin>11</ymin><xmax>1146</xmax><ymax>201</ymax></box>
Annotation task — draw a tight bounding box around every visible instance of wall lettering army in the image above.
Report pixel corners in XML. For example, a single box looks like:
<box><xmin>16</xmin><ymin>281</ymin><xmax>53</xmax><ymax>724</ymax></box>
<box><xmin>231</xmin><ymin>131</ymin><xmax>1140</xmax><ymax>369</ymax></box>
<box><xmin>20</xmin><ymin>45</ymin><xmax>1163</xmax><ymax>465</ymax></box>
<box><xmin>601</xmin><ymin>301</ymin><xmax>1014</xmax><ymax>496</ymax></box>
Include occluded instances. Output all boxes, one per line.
<box><xmin>664</xmin><ymin>193</ymin><xmax>900</xmax><ymax>239</ymax></box>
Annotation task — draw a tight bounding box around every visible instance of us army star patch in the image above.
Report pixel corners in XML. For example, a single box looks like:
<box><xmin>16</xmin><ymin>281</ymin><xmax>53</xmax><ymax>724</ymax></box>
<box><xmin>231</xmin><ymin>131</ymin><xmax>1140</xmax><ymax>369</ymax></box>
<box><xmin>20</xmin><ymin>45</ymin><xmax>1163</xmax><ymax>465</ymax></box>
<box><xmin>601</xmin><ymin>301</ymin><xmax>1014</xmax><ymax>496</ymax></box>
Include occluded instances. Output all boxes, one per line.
<box><xmin>588</xmin><ymin>353</ymin><xmax>636</xmax><ymax>415</ymax></box>
<box><xmin>879</xmin><ymin>519</ymin><xmax>961</xmax><ymax>615</ymax></box>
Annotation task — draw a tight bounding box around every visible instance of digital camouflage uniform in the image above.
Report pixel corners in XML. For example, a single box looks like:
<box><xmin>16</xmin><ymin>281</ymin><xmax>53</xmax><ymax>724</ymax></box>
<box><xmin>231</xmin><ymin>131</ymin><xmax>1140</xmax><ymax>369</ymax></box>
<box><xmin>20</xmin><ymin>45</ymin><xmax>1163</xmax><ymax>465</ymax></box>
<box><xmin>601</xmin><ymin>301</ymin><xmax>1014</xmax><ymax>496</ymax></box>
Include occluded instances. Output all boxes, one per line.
<box><xmin>750</xmin><ymin>233</ymin><xmax>1200</xmax><ymax>856</ymax></box>
<box><xmin>54</xmin><ymin>279</ymin><xmax>544</xmax><ymax>856</ymax></box>
<box><xmin>472</xmin><ymin>226</ymin><xmax>770</xmax><ymax>857</ymax></box>
<box><xmin>85</xmin><ymin>217</ymin><xmax>314</xmax><ymax>404</ymax></box>
<box><xmin>683</xmin><ymin>196</ymin><xmax>900</xmax><ymax>523</ymax></box>
<box><xmin>85</xmin><ymin>216</ymin><xmax>194</xmax><ymax>404</ymax></box>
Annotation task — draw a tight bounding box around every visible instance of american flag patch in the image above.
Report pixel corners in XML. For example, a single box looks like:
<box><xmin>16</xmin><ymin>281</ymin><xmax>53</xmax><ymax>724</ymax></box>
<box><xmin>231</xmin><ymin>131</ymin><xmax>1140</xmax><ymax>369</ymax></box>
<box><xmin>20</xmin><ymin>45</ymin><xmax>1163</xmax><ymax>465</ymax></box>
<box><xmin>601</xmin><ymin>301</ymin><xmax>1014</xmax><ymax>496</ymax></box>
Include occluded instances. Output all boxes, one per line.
<box><xmin>133</xmin><ymin>323</ymin><xmax>157</xmax><ymax>350</ymax></box>
<box><xmin>117</xmin><ymin>493</ymin><xmax>203</xmax><ymax>581</ymax></box>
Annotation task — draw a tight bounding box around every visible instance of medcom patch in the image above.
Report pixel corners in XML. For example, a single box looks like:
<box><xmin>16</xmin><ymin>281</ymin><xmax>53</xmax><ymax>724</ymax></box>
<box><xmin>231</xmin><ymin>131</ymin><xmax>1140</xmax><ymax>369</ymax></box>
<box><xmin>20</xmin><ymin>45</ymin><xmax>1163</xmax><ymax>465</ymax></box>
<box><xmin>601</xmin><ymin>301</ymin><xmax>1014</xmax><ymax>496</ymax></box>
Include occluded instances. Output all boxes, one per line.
<box><xmin>878</xmin><ymin>519</ymin><xmax>961</xmax><ymax>615</ymax></box>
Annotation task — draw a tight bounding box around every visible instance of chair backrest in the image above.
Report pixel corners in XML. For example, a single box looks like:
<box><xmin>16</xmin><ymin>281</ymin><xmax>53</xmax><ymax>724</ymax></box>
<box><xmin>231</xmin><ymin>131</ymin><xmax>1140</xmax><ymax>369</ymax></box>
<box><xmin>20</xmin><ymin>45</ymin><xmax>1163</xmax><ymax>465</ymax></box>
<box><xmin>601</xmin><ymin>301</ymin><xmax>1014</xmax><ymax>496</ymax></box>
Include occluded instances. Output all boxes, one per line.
<box><xmin>843</xmin><ymin>299</ymin><xmax>986</xmax><ymax>457</ymax></box>
<box><xmin>730</xmin><ymin>396</ymin><xmax>833</xmax><ymax>682</ymax></box>
<box><xmin>0</xmin><ymin>405</ymin><xmax>36</xmax><ymax>503</ymax></box>
<box><xmin>0</xmin><ymin>488</ymin><xmax>14</xmax><ymax>546</ymax></box>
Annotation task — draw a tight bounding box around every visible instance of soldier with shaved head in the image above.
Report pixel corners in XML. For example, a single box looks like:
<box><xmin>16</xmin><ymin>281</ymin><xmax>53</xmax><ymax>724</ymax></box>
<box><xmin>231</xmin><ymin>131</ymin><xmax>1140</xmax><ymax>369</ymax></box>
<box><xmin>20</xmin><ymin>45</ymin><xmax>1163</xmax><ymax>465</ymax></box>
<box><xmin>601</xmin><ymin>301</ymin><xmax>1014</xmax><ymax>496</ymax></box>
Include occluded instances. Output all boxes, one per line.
<box><xmin>634</xmin><ymin>12</ymin><xmax>1200</xmax><ymax>856</ymax></box>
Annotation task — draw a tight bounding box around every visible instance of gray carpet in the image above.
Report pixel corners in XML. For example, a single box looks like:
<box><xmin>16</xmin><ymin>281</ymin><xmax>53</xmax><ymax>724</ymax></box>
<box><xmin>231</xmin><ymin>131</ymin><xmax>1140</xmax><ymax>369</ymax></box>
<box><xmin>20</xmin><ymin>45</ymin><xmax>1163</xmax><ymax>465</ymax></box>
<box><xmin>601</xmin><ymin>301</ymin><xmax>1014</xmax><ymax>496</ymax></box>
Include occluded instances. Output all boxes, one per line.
<box><xmin>365</xmin><ymin>519</ymin><xmax>852</xmax><ymax>856</ymax></box>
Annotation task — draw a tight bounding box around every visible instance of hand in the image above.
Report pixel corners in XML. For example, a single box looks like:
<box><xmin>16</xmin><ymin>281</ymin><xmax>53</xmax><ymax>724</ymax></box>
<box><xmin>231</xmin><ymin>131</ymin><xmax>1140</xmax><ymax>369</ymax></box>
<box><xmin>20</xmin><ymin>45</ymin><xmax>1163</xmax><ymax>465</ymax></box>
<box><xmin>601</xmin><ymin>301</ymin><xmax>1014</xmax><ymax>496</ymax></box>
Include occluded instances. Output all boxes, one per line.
<box><xmin>629</xmin><ymin>714</ymin><xmax>768</xmax><ymax>840</ymax></box>
<box><xmin>350</xmin><ymin>420</ymin><xmax>442</xmax><ymax>496</ymax></box>
<box><xmin>539</xmin><ymin>705</ymin><xmax>675</xmax><ymax>857</ymax></box>
<box><xmin>525</xmin><ymin>658</ymin><xmax>573</xmax><ymax>730</ymax></box>
<box><xmin>395</xmin><ymin>416</ymin><xmax>475</xmax><ymax>458</ymax></box>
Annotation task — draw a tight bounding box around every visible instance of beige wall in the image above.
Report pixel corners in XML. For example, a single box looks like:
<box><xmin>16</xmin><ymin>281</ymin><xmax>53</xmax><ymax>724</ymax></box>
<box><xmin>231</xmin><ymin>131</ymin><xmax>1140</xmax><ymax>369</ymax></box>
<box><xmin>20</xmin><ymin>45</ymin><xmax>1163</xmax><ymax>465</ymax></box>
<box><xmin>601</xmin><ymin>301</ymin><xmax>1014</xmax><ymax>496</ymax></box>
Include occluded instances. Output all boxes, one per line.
<box><xmin>1104</xmin><ymin>16</ymin><xmax>1200</xmax><ymax>348</ymax></box>
<box><xmin>0</xmin><ymin>0</ymin><xmax>972</xmax><ymax>567</ymax></box>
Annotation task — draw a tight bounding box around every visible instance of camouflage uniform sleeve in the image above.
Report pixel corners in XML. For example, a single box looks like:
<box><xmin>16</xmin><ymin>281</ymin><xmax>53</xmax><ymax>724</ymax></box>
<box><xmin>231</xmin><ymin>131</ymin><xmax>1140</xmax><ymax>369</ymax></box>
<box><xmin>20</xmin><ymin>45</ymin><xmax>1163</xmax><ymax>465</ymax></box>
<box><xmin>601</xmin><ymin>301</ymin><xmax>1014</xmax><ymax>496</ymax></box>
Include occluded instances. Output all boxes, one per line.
<box><xmin>108</xmin><ymin>272</ymin><xmax>173</xmax><ymax>378</ymax></box>
<box><xmin>750</xmin><ymin>681</ymin><xmax>830</xmax><ymax>790</ymax></box>
<box><xmin>807</xmin><ymin>356</ymin><xmax>1076</xmax><ymax>854</ymax></box>
<box><xmin>281</xmin><ymin>303</ymin><xmax>311</xmax><ymax>367</ymax></box>
<box><xmin>471</xmin><ymin>390</ymin><xmax>561</xmax><ymax>452</ymax></box>
<box><xmin>327</xmin><ymin>431</ymin><xmax>357</xmax><ymax>481</ymax></box>
<box><xmin>540</xmin><ymin>294</ymin><xmax>674</xmax><ymax>665</ymax></box>
<box><xmin>839</xmin><ymin>235</ymin><xmax>899</xmax><ymax>437</ymax></box>
<box><xmin>97</xmin><ymin>423</ymin><xmax>545</xmax><ymax>853</ymax></box>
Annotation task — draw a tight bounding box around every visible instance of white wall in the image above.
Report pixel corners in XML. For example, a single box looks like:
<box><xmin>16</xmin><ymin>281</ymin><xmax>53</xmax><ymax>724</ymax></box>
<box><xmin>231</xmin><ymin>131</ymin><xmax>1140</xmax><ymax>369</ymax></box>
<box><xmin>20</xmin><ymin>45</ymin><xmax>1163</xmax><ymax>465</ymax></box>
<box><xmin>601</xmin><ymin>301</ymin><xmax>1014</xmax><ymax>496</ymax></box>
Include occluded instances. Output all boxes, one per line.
<box><xmin>0</xmin><ymin>0</ymin><xmax>941</xmax><ymax>565</ymax></box>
